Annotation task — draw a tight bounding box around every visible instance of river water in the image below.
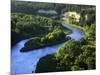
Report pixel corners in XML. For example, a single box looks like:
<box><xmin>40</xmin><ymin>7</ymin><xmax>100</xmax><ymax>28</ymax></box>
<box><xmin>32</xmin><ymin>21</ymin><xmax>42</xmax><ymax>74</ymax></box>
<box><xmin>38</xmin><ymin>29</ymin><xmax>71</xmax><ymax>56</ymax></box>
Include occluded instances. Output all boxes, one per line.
<box><xmin>11</xmin><ymin>23</ymin><xmax>84</xmax><ymax>75</ymax></box>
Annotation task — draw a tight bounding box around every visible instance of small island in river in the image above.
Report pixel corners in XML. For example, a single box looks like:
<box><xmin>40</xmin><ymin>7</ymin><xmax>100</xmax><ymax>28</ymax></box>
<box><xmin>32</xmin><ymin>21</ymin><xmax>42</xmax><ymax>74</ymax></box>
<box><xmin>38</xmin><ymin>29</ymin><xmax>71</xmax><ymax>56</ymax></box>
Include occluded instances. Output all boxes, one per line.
<box><xmin>11</xmin><ymin>1</ymin><xmax>96</xmax><ymax>74</ymax></box>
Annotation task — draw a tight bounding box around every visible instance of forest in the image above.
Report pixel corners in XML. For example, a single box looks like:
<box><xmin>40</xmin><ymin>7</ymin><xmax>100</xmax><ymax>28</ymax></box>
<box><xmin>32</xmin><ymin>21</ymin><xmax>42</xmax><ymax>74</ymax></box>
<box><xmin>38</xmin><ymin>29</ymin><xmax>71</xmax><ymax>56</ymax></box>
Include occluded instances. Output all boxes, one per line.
<box><xmin>11</xmin><ymin>0</ymin><xmax>96</xmax><ymax>74</ymax></box>
<box><xmin>35</xmin><ymin>23</ymin><xmax>96</xmax><ymax>72</ymax></box>
<box><xmin>11</xmin><ymin>13</ymin><xmax>71</xmax><ymax>49</ymax></box>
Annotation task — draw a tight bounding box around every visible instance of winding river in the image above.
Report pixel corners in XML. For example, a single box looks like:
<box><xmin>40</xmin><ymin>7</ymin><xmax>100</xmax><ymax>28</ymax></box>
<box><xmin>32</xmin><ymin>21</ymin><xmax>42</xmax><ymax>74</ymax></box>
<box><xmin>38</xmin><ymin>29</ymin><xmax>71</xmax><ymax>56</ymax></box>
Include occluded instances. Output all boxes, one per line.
<box><xmin>11</xmin><ymin>23</ymin><xmax>84</xmax><ymax>75</ymax></box>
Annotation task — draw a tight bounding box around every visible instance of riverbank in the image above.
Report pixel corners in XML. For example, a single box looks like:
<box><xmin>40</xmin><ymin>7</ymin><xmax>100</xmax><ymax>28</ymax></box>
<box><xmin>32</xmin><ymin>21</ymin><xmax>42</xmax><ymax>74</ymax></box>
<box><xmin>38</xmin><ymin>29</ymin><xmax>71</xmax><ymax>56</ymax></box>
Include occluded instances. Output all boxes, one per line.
<box><xmin>20</xmin><ymin>37</ymin><xmax>71</xmax><ymax>52</ymax></box>
<box><xmin>34</xmin><ymin>23</ymin><xmax>86</xmax><ymax>73</ymax></box>
<box><xmin>35</xmin><ymin>25</ymin><xmax>95</xmax><ymax>73</ymax></box>
<box><xmin>11</xmin><ymin>2</ymin><xmax>95</xmax><ymax>74</ymax></box>
<box><xmin>11</xmin><ymin>23</ymin><xmax>85</xmax><ymax>74</ymax></box>
<box><xmin>20</xmin><ymin>28</ymin><xmax>71</xmax><ymax>52</ymax></box>
<box><xmin>63</xmin><ymin>21</ymin><xmax>83</xmax><ymax>30</ymax></box>
<box><xmin>35</xmin><ymin>54</ymin><xmax>58</xmax><ymax>73</ymax></box>
<box><xmin>35</xmin><ymin>39</ymin><xmax>95</xmax><ymax>73</ymax></box>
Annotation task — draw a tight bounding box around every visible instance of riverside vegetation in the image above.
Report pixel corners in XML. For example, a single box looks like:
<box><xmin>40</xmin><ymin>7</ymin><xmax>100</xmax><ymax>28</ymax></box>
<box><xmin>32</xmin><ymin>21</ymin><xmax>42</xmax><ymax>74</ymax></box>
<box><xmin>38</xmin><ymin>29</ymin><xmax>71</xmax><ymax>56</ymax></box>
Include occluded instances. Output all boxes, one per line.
<box><xmin>34</xmin><ymin>3</ymin><xmax>95</xmax><ymax>73</ymax></box>
<box><xmin>11</xmin><ymin>0</ymin><xmax>96</xmax><ymax>73</ymax></box>
<box><xmin>11</xmin><ymin>13</ymin><xmax>71</xmax><ymax>51</ymax></box>
<box><xmin>35</xmin><ymin>24</ymin><xmax>96</xmax><ymax>72</ymax></box>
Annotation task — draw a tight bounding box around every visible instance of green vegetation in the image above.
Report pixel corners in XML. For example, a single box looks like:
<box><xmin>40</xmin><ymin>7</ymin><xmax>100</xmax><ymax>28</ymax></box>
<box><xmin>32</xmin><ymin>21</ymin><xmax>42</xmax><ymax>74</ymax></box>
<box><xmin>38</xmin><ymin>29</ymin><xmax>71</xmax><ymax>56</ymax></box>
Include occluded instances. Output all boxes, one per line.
<box><xmin>11</xmin><ymin>13</ymin><xmax>71</xmax><ymax>50</ymax></box>
<box><xmin>11</xmin><ymin>1</ymin><xmax>96</xmax><ymax>73</ymax></box>
<box><xmin>35</xmin><ymin>54</ymin><xmax>58</xmax><ymax>73</ymax></box>
<box><xmin>11</xmin><ymin>0</ymin><xmax>95</xmax><ymax>19</ymax></box>
<box><xmin>35</xmin><ymin>23</ymin><xmax>96</xmax><ymax>72</ymax></box>
<box><xmin>63</xmin><ymin>6</ymin><xmax>95</xmax><ymax>30</ymax></box>
<box><xmin>34</xmin><ymin>3</ymin><xmax>96</xmax><ymax>73</ymax></box>
<box><xmin>11</xmin><ymin>13</ymin><xmax>53</xmax><ymax>46</ymax></box>
<box><xmin>11</xmin><ymin>0</ymin><xmax>65</xmax><ymax>16</ymax></box>
<box><xmin>21</xmin><ymin>28</ymin><xmax>71</xmax><ymax>52</ymax></box>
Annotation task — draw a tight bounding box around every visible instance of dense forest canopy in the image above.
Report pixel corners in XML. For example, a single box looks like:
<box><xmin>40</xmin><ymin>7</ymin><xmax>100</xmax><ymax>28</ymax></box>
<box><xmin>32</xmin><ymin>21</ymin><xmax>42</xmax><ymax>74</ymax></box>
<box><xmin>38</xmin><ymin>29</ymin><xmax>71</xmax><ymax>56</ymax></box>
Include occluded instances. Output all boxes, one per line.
<box><xmin>11</xmin><ymin>13</ymin><xmax>71</xmax><ymax>47</ymax></box>
<box><xmin>11</xmin><ymin>13</ymin><xmax>54</xmax><ymax>46</ymax></box>
<box><xmin>35</xmin><ymin>22</ymin><xmax>96</xmax><ymax>73</ymax></box>
<box><xmin>11</xmin><ymin>0</ymin><xmax>96</xmax><ymax>73</ymax></box>
<box><xmin>11</xmin><ymin>1</ymin><xmax>65</xmax><ymax>15</ymax></box>
<box><xmin>11</xmin><ymin>1</ymin><xmax>95</xmax><ymax>16</ymax></box>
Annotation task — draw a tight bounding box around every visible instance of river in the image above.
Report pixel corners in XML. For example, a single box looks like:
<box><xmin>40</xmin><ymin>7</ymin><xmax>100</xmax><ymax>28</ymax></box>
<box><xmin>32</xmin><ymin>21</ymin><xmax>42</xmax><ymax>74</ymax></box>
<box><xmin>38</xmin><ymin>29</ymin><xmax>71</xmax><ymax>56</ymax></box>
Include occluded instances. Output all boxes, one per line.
<box><xmin>11</xmin><ymin>23</ymin><xmax>84</xmax><ymax>75</ymax></box>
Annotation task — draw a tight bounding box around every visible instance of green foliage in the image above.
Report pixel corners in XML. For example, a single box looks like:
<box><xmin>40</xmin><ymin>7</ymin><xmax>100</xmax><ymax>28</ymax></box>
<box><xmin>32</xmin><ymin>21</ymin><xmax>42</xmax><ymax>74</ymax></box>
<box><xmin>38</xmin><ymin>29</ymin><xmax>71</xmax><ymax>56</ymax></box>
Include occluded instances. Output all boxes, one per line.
<box><xmin>11</xmin><ymin>1</ymin><xmax>96</xmax><ymax>72</ymax></box>
<box><xmin>55</xmin><ymin>40</ymin><xmax>82</xmax><ymax>71</ymax></box>
<box><xmin>11</xmin><ymin>1</ymin><xmax>65</xmax><ymax>16</ymax></box>
<box><xmin>42</xmin><ymin>28</ymin><xmax>66</xmax><ymax>44</ymax></box>
<box><xmin>79</xmin><ymin>8</ymin><xmax>96</xmax><ymax>26</ymax></box>
<box><xmin>71</xmin><ymin>65</ymin><xmax>80</xmax><ymax>71</ymax></box>
<box><xmin>62</xmin><ymin>5</ymin><xmax>95</xmax><ymax>27</ymax></box>
<box><xmin>35</xmin><ymin>54</ymin><xmax>58</xmax><ymax>73</ymax></box>
<box><xmin>11</xmin><ymin>13</ymin><xmax>71</xmax><ymax>48</ymax></box>
<box><xmin>56</xmin><ymin>24</ymin><xmax>96</xmax><ymax>71</ymax></box>
<box><xmin>21</xmin><ymin>28</ymin><xmax>71</xmax><ymax>52</ymax></box>
<box><xmin>84</xmin><ymin>24</ymin><xmax>95</xmax><ymax>39</ymax></box>
<box><xmin>11</xmin><ymin>13</ymin><xmax>55</xmax><ymax>46</ymax></box>
<box><xmin>33</xmin><ymin>4</ymin><xmax>96</xmax><ymax>72</ymax></box>
<box><xmin>21</xmin><ymin>37</ymin><xmax>42</xmax><ymax>52</ymax></box>
<box><xmin>35</xmin><ymin>23</ymin><xmax>96</xmax><ymax>72</ymax></box>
